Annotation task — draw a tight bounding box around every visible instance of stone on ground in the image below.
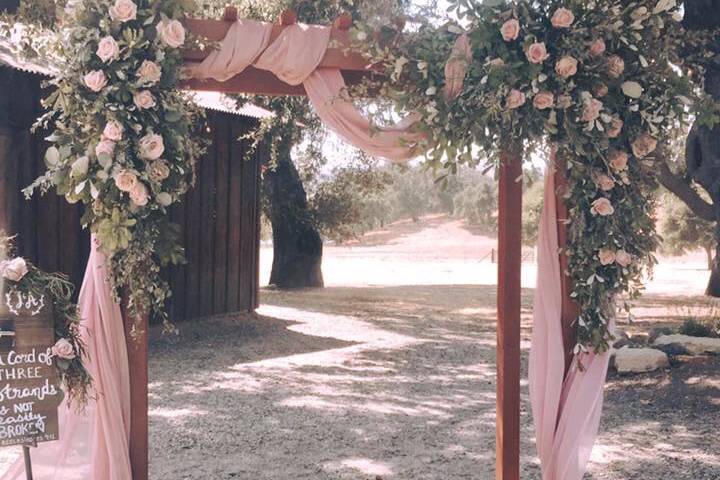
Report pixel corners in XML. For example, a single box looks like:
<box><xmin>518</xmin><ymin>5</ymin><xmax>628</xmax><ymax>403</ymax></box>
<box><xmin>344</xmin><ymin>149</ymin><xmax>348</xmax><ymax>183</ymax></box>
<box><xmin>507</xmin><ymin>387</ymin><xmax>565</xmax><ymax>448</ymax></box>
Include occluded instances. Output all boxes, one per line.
<box><xmin>612</xmin><ymin>346</ymin><xmax>670</xmax><ymax>373</ymax></box>
<box><xmin>653</xmin><ymin>334</ymin><xmax>720</xmax><ymax>355</ymax></box>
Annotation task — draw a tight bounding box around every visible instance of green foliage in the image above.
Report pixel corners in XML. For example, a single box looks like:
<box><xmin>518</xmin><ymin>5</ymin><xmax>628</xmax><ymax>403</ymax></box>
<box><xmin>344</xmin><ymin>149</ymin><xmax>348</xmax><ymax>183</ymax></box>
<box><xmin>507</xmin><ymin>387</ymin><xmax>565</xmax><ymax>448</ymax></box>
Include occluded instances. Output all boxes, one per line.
<box><xmin>522</xmin><ymin>180</ymin><xmax>545</xmax><ymax>247</ymax></box>
<box><xmin>453</xmin><ymin>176</ymin><xmax>498</xmax><ymax>233</ymax></box>
<box><xmin>678</xmin><ymin>318</ymin><xmax>718</xmax><ymax>338</ymax></box>
<box><xmin>659</xmin><ymin>190</ymin><xmax>715</xmax><ymax>259</ymax></box>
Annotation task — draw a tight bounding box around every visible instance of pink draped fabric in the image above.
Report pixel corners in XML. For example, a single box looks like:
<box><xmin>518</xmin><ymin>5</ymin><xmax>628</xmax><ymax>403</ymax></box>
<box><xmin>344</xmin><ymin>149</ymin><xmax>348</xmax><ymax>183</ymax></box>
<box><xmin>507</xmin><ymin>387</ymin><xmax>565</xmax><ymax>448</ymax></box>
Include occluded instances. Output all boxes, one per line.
<box><xmin>529</xmin><ymin>172</ymin><xmax>611</xmax><ymax>480</ymax></box>
<box><xmin>2</xmin><ymin>238</ymin><xmax>132</xmax><ymax>480</ymax></box>
<box><xmin>189</xmin><ymin>20</ymin><xmax>422</xmax><ymax>162</ymax></box>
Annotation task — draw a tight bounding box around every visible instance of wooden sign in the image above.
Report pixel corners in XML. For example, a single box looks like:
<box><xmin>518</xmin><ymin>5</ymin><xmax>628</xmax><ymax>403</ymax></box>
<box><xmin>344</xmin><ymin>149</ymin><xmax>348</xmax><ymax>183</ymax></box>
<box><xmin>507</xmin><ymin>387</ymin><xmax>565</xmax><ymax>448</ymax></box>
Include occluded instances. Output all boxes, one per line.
<box><xmin>0</xmin><ymin>284</ymin><xmax>63</xmax><ymax>447</ymax></box>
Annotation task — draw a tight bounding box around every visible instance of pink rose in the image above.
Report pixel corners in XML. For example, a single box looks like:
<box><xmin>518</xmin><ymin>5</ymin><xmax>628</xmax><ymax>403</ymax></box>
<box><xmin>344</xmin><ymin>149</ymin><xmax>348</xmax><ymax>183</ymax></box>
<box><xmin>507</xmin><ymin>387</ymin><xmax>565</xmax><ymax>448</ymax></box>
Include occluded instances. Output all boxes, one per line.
<box><xmin>52</xmin><ymin>338</ymin><xmax>76</xmax><ymax>360</ymax></box>
<box><xmin>96</xmin><ymin>36</ymin><xmax>119</xmax><ymax>63</ymax></box>
<box><xmin>590</xmin><ymin>39</ymin><xmax>606</xmax><ymax>57</ymax></box>
<box><xmin>1</xmin><ymin>257</ymin><xmax>28</xmax><ymax>282</ymax></box>
<box><xmin>631</xmin><ymin>133</ymin><xmax>658</xmax><ymax>158</ymax></box>
<box><xmin>526</xmin><ymin>42</ymin><xmax>549</xmax><ymax>64</ymax></box>
<box><xmin>597</xmin><ymin>174</ymin><xmax>615</xmax><ymax>192</ymax></box>
<box><xmin>133</xmin><ymin>90</ymin><xmax>156</xmax><ymax>110</ymax></box>
<box><xmin>598</xmin><ymin>249</ymin><xmax>616</xmax><ymax>266</ymax></box>
<box><xmin>156</xmin><ymin>19</ymin><xmax>186</xmax><ymax>48</ymax></box>
<box><xmin>591</xmin><ymin>198</ymin><xmax>615</xmax><ymax>216</ymax></box>
<box><xmin>555</xmin><ymin>56</ymin><xmax>578</xmax><ymax>78</ymax></box>
<box><xmin>609</xmin><ymin>151</ymin><xmax>629</xmax><ymax>171</ymax></box>
<box><xmin>109</xmin><ymin>0</ymin><xmax>137</xmax><ymax>23</ymax></box>
<box><xmin>103</xmin><ymin>120</ymin><xmax>124</xmax><ymax>142</ymax></box>
<box><xmin>500</xmin><ymin>19</ymin><xmax>520</xmax><ymax>42</ymax></box>
<box><xmin>593</xmin><ymin>83</ymin><xmax>609</xmax><ymax>98</ymax></box>
<box><xmin>506</xmin><ymin>89</ymin><xmax>526</xmax><ymax>109</ymax></box>
<box><xmin>607</xmin><ymin>55</ymin><xmax>625</xmax><ymax>78</ymax></box>
<box><xmin>137</xmin><ymin>60</ymin><xmax>162</xmax><ymax>85</ymax></box>
<box><xmin>607</xmin><ymin>117</ymin><xmax>624</xmax><ymax>138</ymax></box>
<box><xmin>581</xmin><ymin>98</ymin><xmax>603</xmax><ymax>122</ymax></box>
<box><xmin>114</xmin><ymin>170</ymin><xmax>137</xmax><ymax>192</ymax></box>
<box><xmin>551</xmin><ymin>8</ymin><xmax>575</xmax><ymax>28</ymax></box>
<box><xmin>95</xmin><ymin>139</ymin><xmax>116</xmax><ymax>158</ymax></box>
<box><xmin>533</xmin><ymin>91</ymin><xmax>554</xmax><ymax>110</ymax></box>
<box><xmin>83</xmin><ymin>70</ymin><xmax>107</xmax><ymax>92</ymax></box>
<box><xmin>138</xmin><ymin>133</ymin><xmax>164</xmax><ymax>160</ymax></box>
<box><xmin>556</xmin><ymin>95</ymin><xmax>573</xmax><ymax>109</ymax></box>
<box><xmin>148</xmin><ymin>159</ymin><xmax>170</xmax><ymax>182</ymax></box>
<box><xmin>615</xmin><ymin>249</ymin><xmax>632</xmax><ymax>267</ymax></box>
<box><xmin>130</xmin><ymin>181</ymin><xmax>149</xmax><ymax>207</ymax></box>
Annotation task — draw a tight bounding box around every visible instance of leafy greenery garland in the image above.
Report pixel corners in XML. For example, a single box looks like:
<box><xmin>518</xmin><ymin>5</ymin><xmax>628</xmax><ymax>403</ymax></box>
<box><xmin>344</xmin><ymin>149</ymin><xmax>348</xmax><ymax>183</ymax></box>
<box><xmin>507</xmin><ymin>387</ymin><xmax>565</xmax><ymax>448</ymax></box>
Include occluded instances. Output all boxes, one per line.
<box><xmin>1</xmin><ymin>237</ymin><xmax>92</xmax><ymax>407</ymax></box>
<box><xmin>352</xmin><ymin>0</ymin><xmax>715</xmax><ymax>352</ymax></box>
<box><xmin>26</xmin><ymin>0</ymin><xmax>204</xmax><ymax>324</ymax></box>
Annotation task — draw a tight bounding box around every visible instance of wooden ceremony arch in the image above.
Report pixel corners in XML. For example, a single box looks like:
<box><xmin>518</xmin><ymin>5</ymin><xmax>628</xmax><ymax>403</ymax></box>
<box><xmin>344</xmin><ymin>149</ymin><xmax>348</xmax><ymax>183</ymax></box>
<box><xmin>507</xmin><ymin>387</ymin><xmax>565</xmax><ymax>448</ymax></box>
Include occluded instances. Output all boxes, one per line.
<box><xmin>122</xmin><ymin>8</ymin><xmax>578</xmax><ymax>480</ymax></box>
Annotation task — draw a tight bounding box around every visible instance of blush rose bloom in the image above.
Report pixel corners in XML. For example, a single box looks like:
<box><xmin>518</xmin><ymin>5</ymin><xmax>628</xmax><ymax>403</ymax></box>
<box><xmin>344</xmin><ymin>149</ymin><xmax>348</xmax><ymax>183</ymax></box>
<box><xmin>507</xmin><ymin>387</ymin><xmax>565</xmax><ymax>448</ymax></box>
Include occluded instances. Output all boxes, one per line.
<box><xmin>582</xmin><ymin>98</ymin><xmax>603</xmax><ymax>122</ymax></box>
<box><xmin>556</xmin><ymin>95</ymin><xmax>573</xmax><ymax>109</ymax></box>
<box><xmin>555</xmin><ymin>56</ymin><xmax>578</xmax><ymax>78</ymax></box>
<box><xmin>52</xmin><ymin>339</ymin><xmax>76</xmax><ymax>360</ymax></box>
<box><xmin>137</xmin><ymin>60</ymin><xmax>162</xmax><ymax>85</ymax></box>
<box><xmin>157</xmin><ymin>19</ymin><xmax>186</xmax><ymax>48</ymax></box>
<box><xmin>594</xmin><ymin>83</ymin><xmax>609</xmax><ymax>98</ymax></box>
<box><xmin>607</xmin><ymin>117</ymin><xmax>624</xmax><ymax>138</ymax></box>
<box><xmin>500</xmin><ymin>19</ymin><xmax>520</xmax><ymax>42</ymax></box>
<box><xmin>103</xmin><ymin>120</ymin><xmax>124</xmax><ymax>142</ymax></box>
<box><xmin>1</xmin><ymin>257</ymin><xmax>28</xmax><ymax>282</ymax></box>
<box><xmin>83</xmin><ymin>70</ymin><xmax>107</xmax><ymax>92</ymax></box>
<box><xmin>591</xmin><ymin>198</ymin><xmax>615</xmax><ymax>216</ymax></box>
<box><xmin>598</xmin><ymin>249</ymin><xmax>616</xmax><ymax>266</ymax></box>
<box><xmin>138</xmin><ymin>133</ymin><xmax>164</xmax><ymax>160</ymax></box>
<box><xmin>149</xmin><ymin>159</ymin><xmax>171</xmax><ymax>182</ymax></box>
<box><xmin>607</xmin><ymin>55</ymin><xmax>625</xmax><ymax>78</ymax></box>
<box><xmin>551</xmin><ymin>8</ymin><xmax>575</xmax><ymax>28</ymax></box>
<box><xmin>115</xmin><ymin>170</ymin><xmax>137</xmax><ymax>192</ymax></box>
<box><xmin>96</xmin><ymin>36</ymin><xmax>119</xmax><ymax>63</ymax></box>
<box><xmin>130</xmin><ymin>181</ymin><xmax>150</xmax><ymax>207</ymax></box>
<box><xmin>631</xmin><ymin>133</ymin><xmax>658</xmax><ymax>158</ymax></box>
<box><xmin>609</xmin><ymin>151</ymin><xmax>629</xmax><ymax>171</ymax></box>
<box><xmin>526</xmin><ymin>42</ymin><xmax>549</xmax><ymax>64</ymax></box>
<box><xmin>109</xmin><ymin>0</ymin><xmax>137</xmax><ymax>23</ymax></box>
<box><xmin>506</xmin><ymin>89</ymin><xmax>526</xmax><ymax>109</ymax></box>
<box><xmin>597</xmin><ymin>174</ymin><xmax>615</xmax><ymax>192</ymax></box>
<box><xmin>95</xmin><ymin>139</ymin><xmax>116</xmax><ymax>158</ymax></box>
<box><xmin>133</xmin><ymin>90</ymin><xmax>156</xmax><ymax>110</ymax></box>
<box><xmin>590</xmin><ymin>39</ymin><xmax>606</xmax><ymax>57</ymax></box>
<box><xmin>533</xmin><ymin>91</ymin><xmax>554</xmax><ymax>110</ymax></box>
<box><xmin>615</xmin><ymin>249</ymin><xmax>632</xmax><ymax>267</ymax></box>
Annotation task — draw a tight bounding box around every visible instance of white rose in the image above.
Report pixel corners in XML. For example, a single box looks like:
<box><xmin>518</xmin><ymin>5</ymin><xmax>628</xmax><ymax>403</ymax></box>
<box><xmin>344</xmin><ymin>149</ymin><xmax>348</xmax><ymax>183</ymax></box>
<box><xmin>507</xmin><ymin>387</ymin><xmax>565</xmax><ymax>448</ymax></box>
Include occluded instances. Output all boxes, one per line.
<box><xmin>607</xmin><ymin>117</ymin><xmax>624</xmax><ymax>138</ymax></box>
<box><xmin>615</xmin><ymin>249</ymin><xmax>632</xmax><ymax>267</ymax></box>
<box><xmin>109</xmin><ymin>0</ymin><xmax>137</xmax><ymax>22</ymax></box>
<box><xmin>52</xmin><ymin>339</ymin><xmax>76</xmax><ymax>360</ymax></box>
<box><xmin>137</xmin><ymin>60</ymin><xmax>162</xmax><ymax>85</ymax></box>
<box><xmin>500</xmin><ymin>19</ymin><xmax>520</xmax><ymax>42</ymax></box>
<box><xmin>83</xmin><ymin>70</ymin><xmax>107</xmax><ymax>92</ymax></box>
<box><xmin>607</xmin><ymin>55</ymin><xmax>625</xmax><ymax>78</ymax></box>
<box><xmin>138</xmin><ymin>133</ymin><xmax>164</xmax><ymax>160</ymax></box>
<box><xmin>631</xmin><ymin>133</ymin><xmax>658</xmax><ymax>159</ymax></box>
<box><xmin>591</xmin><ymin>198</ymin><xmax>615</xmax><ymax>216</ymax></box>
<box><xmin>551</xmin><ymin>8</ymin><xmax>575</xmax><ymax>28</ymax></box>
<box><xmin>581</xmin><ymin>98</ymin><xmax>603</xmax><ymax>122</ymax></box>
<box><xmin>96</xmin><ymin>36</ymin><xmax>119</xmax><ymax>63</ymax></box>
<box><xmin>103</xmin><ymin>120</ymin><xmax>124</xmax><ymax>142</ymax></box>
<box><xmin>556</xmin><ymin>95</ymin><xmax>573</xmax><ymax>109</ymax></box>
<box><xmin>130</xmin><ymin>181</ymin><xmax>150</xmax><ymax>207</ymax></box>
<box><xmin>506</xmin><ymin>89</ymin><xmax>526</xmax><ymax>110</ymax></box>
<box><xmin>95</xmin><ymin>139</ymin><xmax>116</xmax><ymax>158</ymax></box>
<box><xmin>598</xmin><ymin>249</ymin><xmax>616</xmax><ymax>266</ymax></box>
<box><xmin>148</xmin><ymin>159</ymin><xmax>170</xmax><ymax>182</ymax></box>
<box><xmin>555</xmin><ymin>56</ymin><xmax>578</xmax><ymax>78</ymax></box>
<box><xmin>133</xmin><ymin>90</ymin><xmax>156</xmax><ymax>110</ymax></box>
<box><xmin>156</xmin><ymin>19</ymin><xmax>186</xmax><ymax>48</ymax></box>
<box><xmin>1</xmin><ymin>258</ymin><xmax>28</xmax><ymax>282</ymax></box>
<box><xmin>597</xmin><ymin>174</ymin><xmax>615</xmax><ymax>192</ymax></box>
<box><xmin>609</xmin><ymin>151</ymin><xmax>629</xmax><ymax>172</ymax></box>
<box><xmin>115</xmin><ymin>170</ymin><xmax>137</xmax><ymax>192</ymax></box>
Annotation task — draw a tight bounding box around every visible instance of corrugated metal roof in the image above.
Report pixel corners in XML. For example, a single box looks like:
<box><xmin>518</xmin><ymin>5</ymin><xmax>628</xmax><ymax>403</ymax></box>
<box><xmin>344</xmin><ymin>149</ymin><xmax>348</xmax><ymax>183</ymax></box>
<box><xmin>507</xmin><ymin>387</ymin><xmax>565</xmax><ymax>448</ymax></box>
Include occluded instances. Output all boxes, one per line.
<box><xmin>190</xmin><ymin>91</ymin><xmax>274</xmax><ymax>119</ymax></box>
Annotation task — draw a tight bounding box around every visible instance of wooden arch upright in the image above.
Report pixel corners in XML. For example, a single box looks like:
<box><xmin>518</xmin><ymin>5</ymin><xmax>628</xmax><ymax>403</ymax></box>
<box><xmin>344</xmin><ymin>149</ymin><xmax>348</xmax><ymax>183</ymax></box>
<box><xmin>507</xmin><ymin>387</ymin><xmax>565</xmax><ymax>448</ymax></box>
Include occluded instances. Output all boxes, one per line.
<box><xmin>122</xmin><ymin>8</ymin><xmax>578</xmax><ymax>480</ymax></box>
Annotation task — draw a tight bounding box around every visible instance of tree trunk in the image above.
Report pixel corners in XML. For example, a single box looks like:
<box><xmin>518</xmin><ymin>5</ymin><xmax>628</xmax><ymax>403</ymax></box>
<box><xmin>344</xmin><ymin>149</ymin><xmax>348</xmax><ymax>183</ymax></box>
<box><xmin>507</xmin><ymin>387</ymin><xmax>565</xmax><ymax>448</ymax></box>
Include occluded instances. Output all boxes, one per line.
<box><xmin>263</xmin><ymin>139</ymin><xmax>324</xmax><ymax>288</ymax></box>
<box><xmin>705</xmin><ymin>245</ymin><xmax>714</xmax><ymax>271</ymax></box>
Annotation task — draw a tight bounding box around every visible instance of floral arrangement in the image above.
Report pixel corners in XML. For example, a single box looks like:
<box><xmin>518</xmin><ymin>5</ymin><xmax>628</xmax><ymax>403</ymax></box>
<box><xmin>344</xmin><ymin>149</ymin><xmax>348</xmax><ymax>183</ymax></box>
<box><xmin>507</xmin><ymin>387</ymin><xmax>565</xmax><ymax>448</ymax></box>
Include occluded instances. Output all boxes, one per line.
<box><xmin>353</xmin><ymin>0</ymin><xmax>714</xmax><ymax>352</ymax></box>
<box><xmin>0</xmin><ymin>238</ymin><xmax>92</xmax><ymax>407</ymax></box>
<box><xmin>26</xmin><ymin>0</ymin><xmax>204</xmax><ymax>324</ymax></box>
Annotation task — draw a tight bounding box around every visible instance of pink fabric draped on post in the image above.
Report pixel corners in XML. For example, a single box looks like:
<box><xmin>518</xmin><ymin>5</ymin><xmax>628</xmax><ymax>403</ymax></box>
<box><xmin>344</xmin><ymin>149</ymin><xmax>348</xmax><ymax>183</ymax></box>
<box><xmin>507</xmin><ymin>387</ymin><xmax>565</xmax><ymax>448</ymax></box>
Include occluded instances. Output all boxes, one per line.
<box><xmin>188</xmin><ymin>20</ymin><xmax>423</xmax><ymax>162</ymax></box>
<box><xmin>2</xmin><ymin>238</ymin><xmax>132</xmax><ymax>480</ymax></box>
<box><xmin>529</xmin><ymin>172</ymin><xmax>612</xmax><ymax>480</ymax></box>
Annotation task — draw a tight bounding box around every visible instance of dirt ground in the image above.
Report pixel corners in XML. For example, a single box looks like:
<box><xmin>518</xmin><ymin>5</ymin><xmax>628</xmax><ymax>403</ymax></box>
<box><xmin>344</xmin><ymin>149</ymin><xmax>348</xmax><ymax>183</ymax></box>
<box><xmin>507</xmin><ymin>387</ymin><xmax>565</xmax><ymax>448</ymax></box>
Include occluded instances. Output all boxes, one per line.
<box><xmin>145</xmin><ymin>215</ymin><xmax>718</xmax><ymax>479</ymax></box>
<box><xmin>1</xmin><ymin>215</ymin><xmax>717</xmax><ymax>479</ymax></box>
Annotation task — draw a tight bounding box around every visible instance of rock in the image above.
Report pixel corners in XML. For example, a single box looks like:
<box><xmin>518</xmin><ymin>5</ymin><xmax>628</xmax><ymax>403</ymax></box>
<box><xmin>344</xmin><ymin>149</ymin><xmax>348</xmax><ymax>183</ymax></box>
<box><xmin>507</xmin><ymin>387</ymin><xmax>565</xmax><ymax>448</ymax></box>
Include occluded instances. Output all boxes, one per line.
<box><xmin>612</xmin><ymin>329</ymin><xmax>631</xmax><ymax>349</ymax></box>
<box><xmin>653</xmin><ymin>334</ymin><xmax>720</xmax><ymax>355</ymax></box>
<box><xmin>613</xmin><ymin>346</ymin><xmax>669</xmax><ymax>373</ymax></box>
<box><xmin>648</xmin><ymin>327</ymin><xmax>674</xmax><ymax>343</ymax></box>
<box><xmin>653</xmin><ymin>342</ymin><xmax>690</xmax><ymax>357</ymax></box>
<box><xmin>629</xmin><ymin>333</ymin><xmax>648</xmax><ymax>345</ymax></box>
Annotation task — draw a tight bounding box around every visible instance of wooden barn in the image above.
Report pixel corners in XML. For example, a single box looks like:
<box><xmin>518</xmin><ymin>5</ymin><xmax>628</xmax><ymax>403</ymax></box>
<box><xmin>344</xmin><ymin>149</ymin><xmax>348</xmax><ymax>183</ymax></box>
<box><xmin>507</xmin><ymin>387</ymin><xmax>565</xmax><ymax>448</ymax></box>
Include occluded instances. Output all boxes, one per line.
<box><xmin>0</xmin><ymin>45</ymin><xmax>270</xmax><ymax>320</ymax></box>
